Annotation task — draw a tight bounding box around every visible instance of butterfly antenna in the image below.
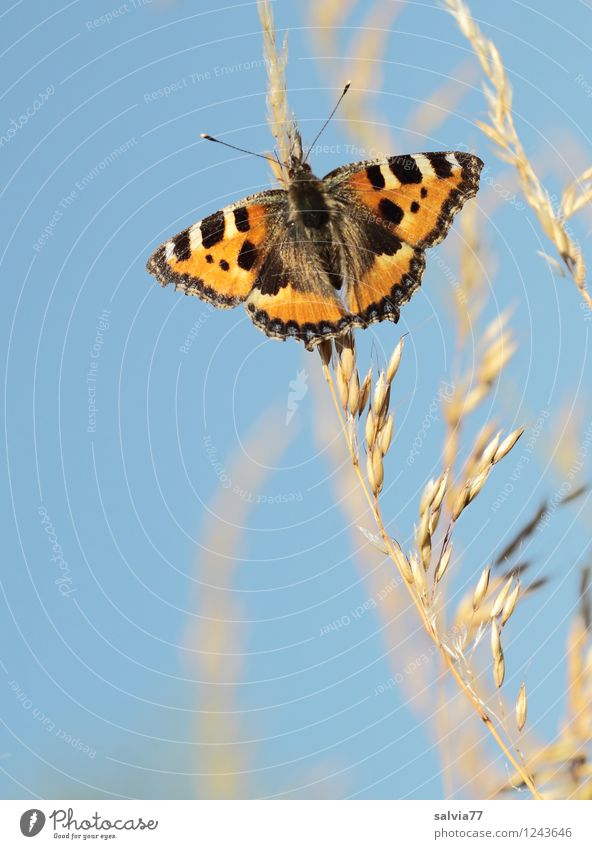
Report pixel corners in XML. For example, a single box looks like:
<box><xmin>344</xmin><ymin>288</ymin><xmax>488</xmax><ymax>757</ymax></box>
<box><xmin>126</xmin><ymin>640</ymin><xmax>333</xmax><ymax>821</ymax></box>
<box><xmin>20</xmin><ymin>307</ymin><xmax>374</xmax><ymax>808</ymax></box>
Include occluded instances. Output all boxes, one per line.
<box><xmin>303</xmin><ymin>81</ymin><xmax>351</xmax><ymax>165</ymax></box>
<box><xmin>200</xmin><ymin>133</ymin><xmax>278</xmax><ymax>165</ymax></box>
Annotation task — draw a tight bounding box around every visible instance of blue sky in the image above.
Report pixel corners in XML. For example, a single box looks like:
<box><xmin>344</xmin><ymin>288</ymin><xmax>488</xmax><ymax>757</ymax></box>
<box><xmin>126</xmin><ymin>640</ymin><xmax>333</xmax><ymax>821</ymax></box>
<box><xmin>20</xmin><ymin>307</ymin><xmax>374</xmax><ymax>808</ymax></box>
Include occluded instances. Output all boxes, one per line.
<box><xmin>1</xmin><ymin>0</ymin><xmax>591</xmax><ymax>799</ymax></box>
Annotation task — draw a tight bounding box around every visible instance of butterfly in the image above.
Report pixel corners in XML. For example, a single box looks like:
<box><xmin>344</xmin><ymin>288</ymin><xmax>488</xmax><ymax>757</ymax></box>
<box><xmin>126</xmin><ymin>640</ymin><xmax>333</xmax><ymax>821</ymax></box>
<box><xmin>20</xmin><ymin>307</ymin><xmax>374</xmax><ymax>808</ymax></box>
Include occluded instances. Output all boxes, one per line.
<box><xmin>147</xmin><ymin>102</ymin><xmax>483</xmax><ymax>350</ymax></box>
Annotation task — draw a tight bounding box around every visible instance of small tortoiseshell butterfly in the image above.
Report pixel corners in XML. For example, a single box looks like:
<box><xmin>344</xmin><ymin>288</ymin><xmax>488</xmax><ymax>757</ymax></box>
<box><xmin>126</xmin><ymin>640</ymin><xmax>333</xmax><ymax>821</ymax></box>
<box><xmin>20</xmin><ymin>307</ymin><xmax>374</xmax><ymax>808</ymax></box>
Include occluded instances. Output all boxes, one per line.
<box><xmin>147</xmin><ymin>90</ymin><xmax>483</xmax><ymax>349</ymax></box>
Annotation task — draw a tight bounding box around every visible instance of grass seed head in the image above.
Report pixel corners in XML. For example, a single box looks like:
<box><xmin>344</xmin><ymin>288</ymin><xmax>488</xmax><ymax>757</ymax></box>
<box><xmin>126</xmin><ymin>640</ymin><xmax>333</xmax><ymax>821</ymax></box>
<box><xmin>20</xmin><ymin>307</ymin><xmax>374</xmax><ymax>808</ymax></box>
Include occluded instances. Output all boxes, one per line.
<box><xmin>490</xmin><ymin>575</ymin><xmax>514</xmax><ymax>618</ymax></box>
<box><xmin>479</xmin><ymin>430</ymin><xmax>502</xmax><ymax>469</ymax></box>
<box><xmin>435</xmin><ymin>543</ymin><xmax>453</xmax><ymax>583</ymax></box>
<box><xmin>378</xmin><ymin>413</ymin><xmax>394</xmax><ymax>456</ymax></box>
<box><xmin>501</xmin><ymin>581</ymin><xmax>520</xmax><ymax>625</ymax></box>
<box><xmin>373</xmin><ymin>371</ymin><xmax>388</xmax><ymax>419</ymax></box>
<box><xmin>493</xmin><ymin>652</ymin><xmax>505</xmax><ymax>688</ymax></box>
<box><xmin>347</xmin><ymin>370</ymin><xmax>360</xmax><ymax>416</ymax></box>
<box><xmin>473</xmin><ymin>566</ymin><xmax>491</xmax><ymax>611</ymax></box>
<box><xmin>493</xmin><ymin>427</ymin><xmax>525</xmax><ymax>464</ymax></box>
<box><xmin>391</xmin><ymin>538</ymin><xmax>414</xmax><ymax>584</ymax></box>
<box><xmin>410</xmin><ymin>554</ymin><xmax>428</xmax><ymax>596</ymax></box>
<box><xmin>365</xmin><ymin>408</ymin><xmax>377</xmax><ymax>449</ymax></box>
<box><xmin>386</xmin><ymin>337</ymin><xmax>404</xmax><ymax>384</ymax></box>
<box><xmin>358</xmin><ymin>368</ymin><xmax>372</xmax><ymax>416</ymax></box>
<box><xmin>336</xmin><ymin>364</ymin><xmax>349</xmax><ymax>409</ymax></box>
<box><xmin>371</xmin><ymin>447</ymin><xmax>384</xmax><ymax>494</ymax></box>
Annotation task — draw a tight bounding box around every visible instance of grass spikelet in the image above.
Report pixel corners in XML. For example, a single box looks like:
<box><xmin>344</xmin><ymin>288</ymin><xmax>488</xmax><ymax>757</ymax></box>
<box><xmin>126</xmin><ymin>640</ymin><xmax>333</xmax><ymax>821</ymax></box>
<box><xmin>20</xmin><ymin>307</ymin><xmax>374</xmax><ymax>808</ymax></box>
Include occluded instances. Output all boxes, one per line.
<box><xmin>491</xmin><ymin>619</ymin><xmax>505</xmax><ymax>688</ymax></box>
<box><xmin>358</xmin><ymin>368</ymin><xmax>372</xmax><ymax>416</ymax></box>
<box><xmin>391</xmin><ymin>538</ymin><xmax>414</xmax><ymax>584</ymax></box>
<box><xmin>365</xmin><ymin>408</ymin><xmax>377</xmax><ymax>450</ymax></box>
<box><xmin>386</xmin><ymin>337</ymin><xmax>405</xmax><ymax>384</ymax></box>
<box><xmin>257</xmin><ymin>0</ymin><xmax>291</xmax><ymax>184</ymax></box>
<box><xmin>493</xmin><ymin>427</ymin><xmax>525</xmax><ymax>464</ymax></box>
<box><xmin>516</xmin><ymin>683</ymin><xmax>527</xmax><ymax>732</ymax></box>
<box><xmin>378</xmin><ymin>413</ymin><xmax>394</xmax><ymax>456</ymax></box>
<box><xmin>501</xmin><ymin>581</ymin><xmax>520</xmax><ymax>626</ymax></box>
<box><xmin>473</xmin><ymin>566</ymin><xmax>491</xmax><ymax>612</ymax></box>
<box><xmin>434</xmin><ymin>543</ymin><xmax>453</xmax><ymax>584</ymax></box>
<box><xmin>490</xmin><ymin>575</ymin><xmax>514</xmax><ymax>619</ymax></box>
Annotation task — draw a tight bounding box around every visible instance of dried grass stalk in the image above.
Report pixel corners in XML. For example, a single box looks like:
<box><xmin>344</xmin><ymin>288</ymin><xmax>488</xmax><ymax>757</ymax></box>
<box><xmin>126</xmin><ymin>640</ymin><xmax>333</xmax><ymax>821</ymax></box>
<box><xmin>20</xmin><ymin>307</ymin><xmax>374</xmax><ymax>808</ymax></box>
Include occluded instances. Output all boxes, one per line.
<box><xmin>445</xmin><ymin>0</ymin><xmax>592</xmax><ymax>310</ymax></box>
<box><xmin>258</xmin><ymin>0</ymin><xmax>291</xmax><ymax>184</ymax></box>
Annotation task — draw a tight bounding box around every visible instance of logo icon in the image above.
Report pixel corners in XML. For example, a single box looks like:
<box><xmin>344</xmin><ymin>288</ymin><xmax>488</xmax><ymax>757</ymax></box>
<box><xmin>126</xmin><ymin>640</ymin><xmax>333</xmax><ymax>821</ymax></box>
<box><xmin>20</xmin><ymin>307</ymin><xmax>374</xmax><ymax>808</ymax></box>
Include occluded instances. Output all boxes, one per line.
<box><xmin>20</xmin><ymin>810</ymin><xmax>45</xmax><ymax>837</ymax></box>
<box><xmin>286</xmin><ymin>369</ymin><xmax>308</xmax><ymax>424</ymax></box>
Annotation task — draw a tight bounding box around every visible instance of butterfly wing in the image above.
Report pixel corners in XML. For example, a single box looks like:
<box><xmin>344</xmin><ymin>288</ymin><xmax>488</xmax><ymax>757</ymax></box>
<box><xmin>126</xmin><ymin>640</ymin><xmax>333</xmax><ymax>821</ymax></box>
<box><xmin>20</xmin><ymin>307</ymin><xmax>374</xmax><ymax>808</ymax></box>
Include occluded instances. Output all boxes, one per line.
<box><xmin>325</xmin><ymin>151</ymin><xmax>483</xmax><ymax>325</ymax></box>
<box><xmin>147</xmin><ymin>189</ymin><xmax>351</xmax><ymax>347</ymax></box>
<box><xmin>146</xmin><ymin>190</ymin><xmax>284</xmax><ymax>308</ymax></box>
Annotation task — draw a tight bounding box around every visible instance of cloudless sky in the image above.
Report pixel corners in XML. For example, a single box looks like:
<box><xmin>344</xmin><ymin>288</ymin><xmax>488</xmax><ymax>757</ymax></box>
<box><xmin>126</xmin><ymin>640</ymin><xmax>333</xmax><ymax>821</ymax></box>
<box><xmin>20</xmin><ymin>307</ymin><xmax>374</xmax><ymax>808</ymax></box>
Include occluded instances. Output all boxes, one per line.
<box><xmin>1</xmin><ymin>0</ymin><xmax>591</xmax><ymax>799</ymax></box>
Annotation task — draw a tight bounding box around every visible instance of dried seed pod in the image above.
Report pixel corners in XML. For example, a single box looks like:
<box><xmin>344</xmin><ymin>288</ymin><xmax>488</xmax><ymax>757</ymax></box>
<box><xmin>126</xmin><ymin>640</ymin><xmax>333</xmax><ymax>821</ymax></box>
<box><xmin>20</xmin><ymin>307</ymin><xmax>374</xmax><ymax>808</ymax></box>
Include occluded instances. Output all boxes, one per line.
<box><xmin>365</xmin><ymin>409</ymin><xmax>377</xmax><ymax>449</ymax></box>
<box><xmin>490</xmin><ymin>576</ymin><xmax>514</xmax><ymax>618</ymax></box>
<box><xmin>501</xmin><ymin>582</ymin><xmax>520</xmax><ymax>626</ymax></box>
<box><xmin>473</xmin><ymin>566</ymin><xmax>491</xmax><ymax>611</ymax></box>
<box><xmin>358</xmin><ymin>368</ymin><xmax>372</xmax><ymax>416</ymax></box>
<box><xmin>479</xmin><ymin>430</ymin><xmax>502</xmax><ymax>469</ymax></box>
<box><xmin>366</xmin><ymin>451</ymin><xmax>377</xmax><ymax>494</ymax></box>
<box><xmin>386</xmin><ymin>337</ymin><xmax>404</xmax><ymax>383</ymax></box>
<box><xmin>336</xmin><ymin>365</ymin><xmax>349</xmax><ymax>409</ymax></box>
<box><xmin>493</xmin><ymin>653</ymin><xmax>505</xmax><ymax>688</ymax></box>
<box><xmin>420</xmin><ymin>478</ymin><xmax>436</xmax><ymax>517</ymax></box>
<box><xmin>391</xmin><ymin>539</ymin><xmax>414</xmax><ymax>584</ymax></box>
<box><xmin>493</xmin><ymin>427</ymin><xmax>525</xmax><ymax>464</ymax></box>
<box><xmin>452</xmin><ymin>485</ymin><xmax>470</xmax><ymax>521</ymax></box>
<box><xmin>516</xmin><ymin>682</ymin><xmax>527</xmax><ymax>731</ymax></box>
<box><xmin>462</xmin><ymin>383</ymin><xmax>488</xmax><ymax>415</ymax></box>
<box><xmin>468</xmin><ymin>467</ymin><xmax>490</xmax><ymax>502</ymax></box>
<box><xmin>490</xmin><ymin>619</ymin><xmax>505</xmax><ymax>688</ymax></box>
<box><xmin>371</xmin><ymin>447</ymin><xmax>384</xmax><ymax>494</ymax></box>
<box><xmin>431</xmin><ymin>471</ymin><xmax>448</xmax><ymax>513</ymax></box>
<box><xmin>417</xmin><ymin>512</ymin><xmax>431</xmax><ymax>571</ymax></box>
<box><xmin>434</xmin><ymin>543</ymin><xmax>452</xmax><ymax>583</ymax></box>
<box><xmin>378</xmin><ymin>413</ymin><xmax>394</xmax><ymax>456</ymax></box>
<box><xmin>337</xmin><ymin>335</ymin><xmax>355</xmax><ymax>382</ymax></box>
<box><xmin>410</xmin><ymin>554</ymin><xmax>428</xmax><ymax>596</ymax></box>
<box><xmin>373</xmin><ymin>371</ymin><xmax>388</xmax><ymax>419</ymax></box>
<box><xmin>347</xmin><ymin>370</ymin><xmax>360</xmax><ymax>417</ymax></box>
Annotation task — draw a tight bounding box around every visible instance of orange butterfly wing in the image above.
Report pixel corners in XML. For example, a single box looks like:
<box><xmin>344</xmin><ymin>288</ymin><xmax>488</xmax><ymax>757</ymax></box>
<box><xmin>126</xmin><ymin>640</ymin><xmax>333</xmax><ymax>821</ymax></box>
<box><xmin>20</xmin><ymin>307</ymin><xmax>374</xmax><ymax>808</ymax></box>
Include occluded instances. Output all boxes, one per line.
<box><xmin>326</xmin><ymin>152</ymin><xmax>483</xmax><ymax>324</ymax></box>
<box><xmin>146</xmin><ymin>193</ymin><xmax>282</xmax><ymax>308</ymax></box>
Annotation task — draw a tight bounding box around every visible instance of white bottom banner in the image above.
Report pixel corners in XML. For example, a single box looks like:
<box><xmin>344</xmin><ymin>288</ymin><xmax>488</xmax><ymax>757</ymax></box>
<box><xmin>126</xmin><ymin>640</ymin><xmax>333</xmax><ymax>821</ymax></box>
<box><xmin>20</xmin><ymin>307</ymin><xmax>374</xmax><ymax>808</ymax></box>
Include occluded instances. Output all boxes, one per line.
<box><xmin>0</xmin><ymin>800</ymin><xmax>589</xmax><ymax>847</ymax></box>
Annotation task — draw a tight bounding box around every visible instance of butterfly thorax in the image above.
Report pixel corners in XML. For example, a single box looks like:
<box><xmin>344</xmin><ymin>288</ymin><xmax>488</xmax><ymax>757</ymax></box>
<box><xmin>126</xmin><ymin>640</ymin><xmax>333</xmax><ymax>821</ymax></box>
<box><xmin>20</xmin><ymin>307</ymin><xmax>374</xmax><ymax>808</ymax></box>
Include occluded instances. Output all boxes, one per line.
<box><xmin>287</xmin><ymin>161</ymin><xmax>330</xmax><ymax>231</ymax></box>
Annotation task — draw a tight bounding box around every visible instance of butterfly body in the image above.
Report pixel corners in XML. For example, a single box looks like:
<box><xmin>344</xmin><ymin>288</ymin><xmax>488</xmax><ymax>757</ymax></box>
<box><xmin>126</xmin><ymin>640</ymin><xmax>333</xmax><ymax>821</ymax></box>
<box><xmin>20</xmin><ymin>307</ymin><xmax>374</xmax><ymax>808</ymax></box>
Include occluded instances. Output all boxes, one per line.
<box><xmin>147</xmin><ymin>137</ymin><xmax>483</xmax><ymax>349</ymax></box>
